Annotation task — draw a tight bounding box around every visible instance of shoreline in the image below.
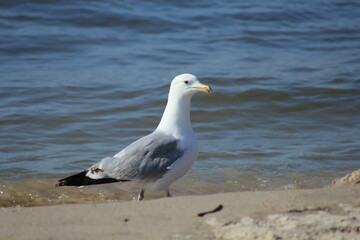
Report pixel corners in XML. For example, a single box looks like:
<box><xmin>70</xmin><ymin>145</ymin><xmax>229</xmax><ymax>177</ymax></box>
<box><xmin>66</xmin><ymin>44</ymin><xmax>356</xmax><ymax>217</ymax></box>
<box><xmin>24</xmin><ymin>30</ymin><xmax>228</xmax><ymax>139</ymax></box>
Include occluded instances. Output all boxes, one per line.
<box><xmin>1</xmin><ymin>186</ymin><xmax>359</xmax><ymax>240</ymax></box>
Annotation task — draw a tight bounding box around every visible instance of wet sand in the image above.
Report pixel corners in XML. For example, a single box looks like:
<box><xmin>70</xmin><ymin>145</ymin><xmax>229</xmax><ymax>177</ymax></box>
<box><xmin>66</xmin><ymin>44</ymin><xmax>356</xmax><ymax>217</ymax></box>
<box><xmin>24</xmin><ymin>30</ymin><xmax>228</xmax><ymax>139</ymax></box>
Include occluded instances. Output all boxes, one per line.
<box><xmin>1</xmin><ymin>185</ymin><xmax>359</xmax><ymax>240</ymax></box>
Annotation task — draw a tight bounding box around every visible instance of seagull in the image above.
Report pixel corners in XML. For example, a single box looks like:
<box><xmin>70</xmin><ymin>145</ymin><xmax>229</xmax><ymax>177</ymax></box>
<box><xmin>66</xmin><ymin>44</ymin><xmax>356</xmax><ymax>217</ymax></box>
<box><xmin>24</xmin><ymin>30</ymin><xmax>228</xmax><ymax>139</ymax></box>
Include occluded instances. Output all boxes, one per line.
<box><xmin>55</xmin><ymin>73</ymin><xmax>212</xmax><ymax>200</ymax></box>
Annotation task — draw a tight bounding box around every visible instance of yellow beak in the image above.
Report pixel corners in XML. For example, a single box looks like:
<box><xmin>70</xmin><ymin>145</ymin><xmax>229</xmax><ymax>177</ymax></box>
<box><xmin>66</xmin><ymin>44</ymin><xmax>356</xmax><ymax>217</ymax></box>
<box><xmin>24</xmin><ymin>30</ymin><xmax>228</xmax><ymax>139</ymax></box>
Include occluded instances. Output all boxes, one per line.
<box><xmin>196</xmin><ymin>84</ymin><xmax>213</xmax><ymax>93</ymax></box>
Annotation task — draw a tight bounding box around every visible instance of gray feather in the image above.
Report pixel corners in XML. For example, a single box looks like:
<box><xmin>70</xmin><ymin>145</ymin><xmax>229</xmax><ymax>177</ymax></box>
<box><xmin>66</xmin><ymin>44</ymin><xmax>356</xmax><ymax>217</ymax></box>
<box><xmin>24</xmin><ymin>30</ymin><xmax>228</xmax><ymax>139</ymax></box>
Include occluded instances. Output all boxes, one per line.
<box><xmin>91</xmin><ymin>132</ymin><xmax>184</xmax><ymax>181</ymax></box>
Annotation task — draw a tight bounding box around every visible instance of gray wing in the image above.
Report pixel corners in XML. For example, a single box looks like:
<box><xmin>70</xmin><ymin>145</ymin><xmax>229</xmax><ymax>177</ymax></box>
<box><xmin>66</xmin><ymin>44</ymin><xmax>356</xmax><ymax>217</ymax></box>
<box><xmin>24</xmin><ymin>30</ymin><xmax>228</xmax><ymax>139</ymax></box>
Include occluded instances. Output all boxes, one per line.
<box><xmin>88</xmin><ymin>132</ymin><xmax>184</xmax><ymax>181</ymax></box>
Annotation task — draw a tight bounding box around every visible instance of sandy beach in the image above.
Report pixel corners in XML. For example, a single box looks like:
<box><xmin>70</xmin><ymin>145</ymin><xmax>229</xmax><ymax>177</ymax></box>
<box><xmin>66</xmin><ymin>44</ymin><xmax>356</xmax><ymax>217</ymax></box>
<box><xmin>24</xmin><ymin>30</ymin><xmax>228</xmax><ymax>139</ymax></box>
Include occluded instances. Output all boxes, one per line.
<box><xmin>2</xmin><ymin>1</ymin><xmax>360</xmax><ymax>239</ymax></box>
<box><xmin>1</xmin><ymin>185</ymin><xmax>359</xmax><ymax>240</ymax></box>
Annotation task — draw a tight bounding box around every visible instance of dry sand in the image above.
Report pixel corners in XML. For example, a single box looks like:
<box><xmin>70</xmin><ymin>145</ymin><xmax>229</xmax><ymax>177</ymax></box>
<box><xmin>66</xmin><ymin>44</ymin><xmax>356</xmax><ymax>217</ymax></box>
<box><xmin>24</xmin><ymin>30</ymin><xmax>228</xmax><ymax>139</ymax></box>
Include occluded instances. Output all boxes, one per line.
<box><xmin>1</xmin><ymin>185</ymin><xmax>359</xmax><ymax>240</ymax></box>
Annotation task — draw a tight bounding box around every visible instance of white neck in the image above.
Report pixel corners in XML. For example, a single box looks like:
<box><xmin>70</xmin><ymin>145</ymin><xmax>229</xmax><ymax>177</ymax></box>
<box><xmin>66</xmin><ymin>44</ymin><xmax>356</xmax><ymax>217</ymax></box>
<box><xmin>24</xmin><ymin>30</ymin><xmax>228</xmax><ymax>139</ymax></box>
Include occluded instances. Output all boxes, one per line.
<box><xmin>156</xmin><ymin>92</ymin><xmax>193</xmax><ymax>138</ymax></box>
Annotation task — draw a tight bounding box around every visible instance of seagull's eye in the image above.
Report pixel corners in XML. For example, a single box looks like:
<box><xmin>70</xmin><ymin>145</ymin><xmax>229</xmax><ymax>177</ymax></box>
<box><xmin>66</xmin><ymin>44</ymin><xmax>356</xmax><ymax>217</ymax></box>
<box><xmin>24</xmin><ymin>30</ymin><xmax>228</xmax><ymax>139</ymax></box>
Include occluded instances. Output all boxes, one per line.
<box><xmin>184</xmin><ymin>81</ymin><xmax>189</xmax><ymax>84</ymax></box>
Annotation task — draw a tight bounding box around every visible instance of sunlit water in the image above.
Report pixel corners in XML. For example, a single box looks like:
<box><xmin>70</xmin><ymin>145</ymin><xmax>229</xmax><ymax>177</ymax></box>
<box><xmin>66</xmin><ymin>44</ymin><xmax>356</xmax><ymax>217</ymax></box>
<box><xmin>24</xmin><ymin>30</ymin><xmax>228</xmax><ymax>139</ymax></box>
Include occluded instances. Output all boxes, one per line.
<box><xmin>1</xmin><ymin>0</ymin><xmax>359</xmax><ymax>207</ymax></box>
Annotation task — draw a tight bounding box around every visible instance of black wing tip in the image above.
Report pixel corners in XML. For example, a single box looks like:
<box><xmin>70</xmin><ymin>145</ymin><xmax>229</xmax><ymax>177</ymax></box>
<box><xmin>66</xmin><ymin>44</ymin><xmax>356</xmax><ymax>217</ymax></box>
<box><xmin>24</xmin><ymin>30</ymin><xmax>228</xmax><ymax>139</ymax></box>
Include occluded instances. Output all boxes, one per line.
<box><xmin>55</xmin><ymin>171</ymin><xmax>129</xmax><ymax>187</ymax></box>
<box><xmin>55</xmin><ymin>171</ymin><xmax>87</xmax><ymax>187</ymax></box>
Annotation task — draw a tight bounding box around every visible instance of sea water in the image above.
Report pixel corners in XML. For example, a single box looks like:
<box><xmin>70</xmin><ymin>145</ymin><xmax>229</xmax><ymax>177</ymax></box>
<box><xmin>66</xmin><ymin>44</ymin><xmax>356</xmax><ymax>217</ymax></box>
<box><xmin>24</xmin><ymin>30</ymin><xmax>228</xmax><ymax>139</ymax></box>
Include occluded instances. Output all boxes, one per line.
<box><xmin>0</xmin><ymin>0</ymin><xmax>359</xmax><ymax>206</ymax></box>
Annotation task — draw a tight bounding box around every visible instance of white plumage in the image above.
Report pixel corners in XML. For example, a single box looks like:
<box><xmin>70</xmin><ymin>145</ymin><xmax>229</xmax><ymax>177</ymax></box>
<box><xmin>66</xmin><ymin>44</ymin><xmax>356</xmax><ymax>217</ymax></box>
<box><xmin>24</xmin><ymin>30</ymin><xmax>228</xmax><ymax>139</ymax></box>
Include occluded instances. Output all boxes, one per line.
<box><xmin>56</xmin><ymin>73</ymin><xmax>212</xmax><ymax>200</ymax></box>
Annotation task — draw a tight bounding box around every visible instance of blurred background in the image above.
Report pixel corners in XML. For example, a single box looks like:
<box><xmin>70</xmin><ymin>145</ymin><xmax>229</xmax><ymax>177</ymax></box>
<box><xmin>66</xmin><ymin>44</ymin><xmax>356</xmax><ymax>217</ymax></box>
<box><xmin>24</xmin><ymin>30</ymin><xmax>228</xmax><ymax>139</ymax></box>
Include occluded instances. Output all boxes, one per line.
<box><xmin>0</xmin><ymin>0</ymin><xmax>359</xmax><ymax>206</ymax></box>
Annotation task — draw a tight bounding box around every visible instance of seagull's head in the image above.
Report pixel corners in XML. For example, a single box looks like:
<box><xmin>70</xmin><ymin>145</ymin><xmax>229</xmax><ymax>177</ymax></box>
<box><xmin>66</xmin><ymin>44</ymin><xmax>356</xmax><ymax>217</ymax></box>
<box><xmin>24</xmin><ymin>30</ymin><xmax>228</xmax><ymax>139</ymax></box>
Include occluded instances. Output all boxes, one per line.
<box><xmin>169</xmin><ymin>73</ymin><xmax>212</xmax><ymax>98</ymax></box>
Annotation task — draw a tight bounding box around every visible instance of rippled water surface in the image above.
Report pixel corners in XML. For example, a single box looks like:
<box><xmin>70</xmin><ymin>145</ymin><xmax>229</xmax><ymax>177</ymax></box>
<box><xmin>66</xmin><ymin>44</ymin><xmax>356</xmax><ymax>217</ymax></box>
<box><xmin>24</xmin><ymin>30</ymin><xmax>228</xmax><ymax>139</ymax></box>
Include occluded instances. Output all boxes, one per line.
<box><xmin>1</xmin><ymin>0</ymin><xmax>360</xmax><ymax>206</ymax></box>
